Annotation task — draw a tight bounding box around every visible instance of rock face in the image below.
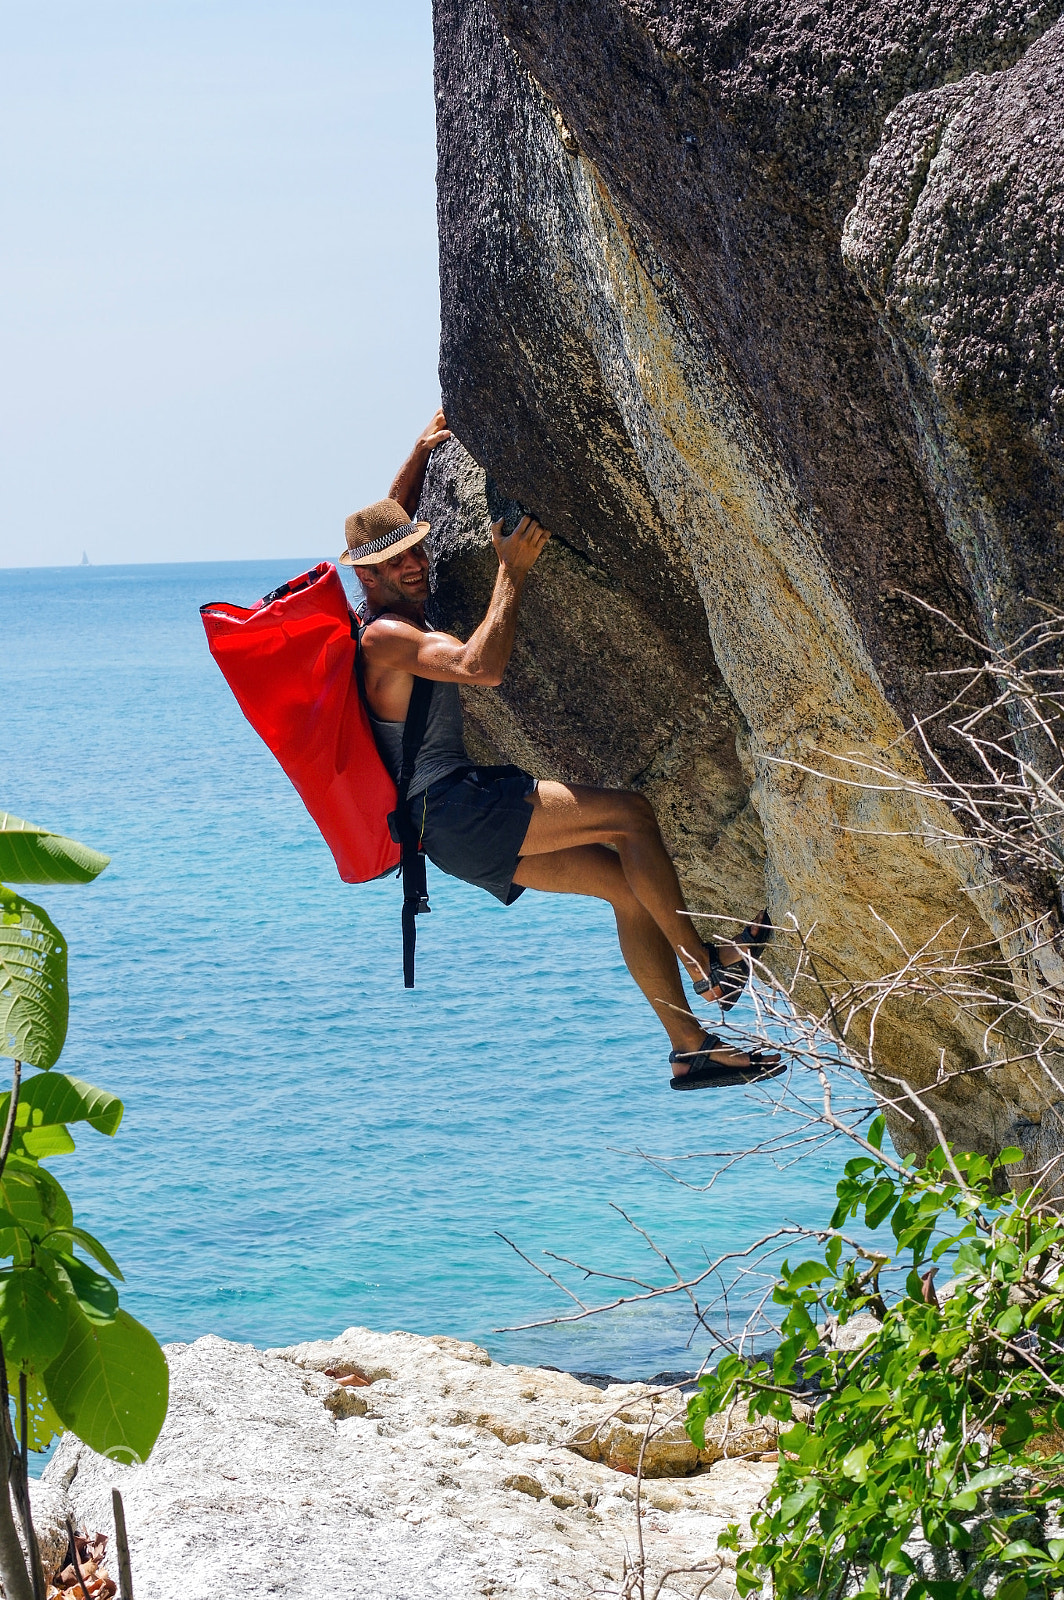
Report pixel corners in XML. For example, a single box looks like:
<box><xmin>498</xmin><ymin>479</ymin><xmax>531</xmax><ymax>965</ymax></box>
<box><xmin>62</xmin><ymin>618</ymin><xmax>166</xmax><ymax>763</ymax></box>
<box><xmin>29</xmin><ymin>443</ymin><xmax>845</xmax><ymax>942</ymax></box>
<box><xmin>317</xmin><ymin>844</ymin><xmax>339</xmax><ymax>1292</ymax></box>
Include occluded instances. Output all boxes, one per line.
<box><xmin>425</xmin><ymin>0</ymin><xmax>1064</xmax><ymax>1155</ymax></box>
<box><xmin>33</xmin><ymin>1330</ymin><xmax>779</xmax><ymax>1599</ymax></box>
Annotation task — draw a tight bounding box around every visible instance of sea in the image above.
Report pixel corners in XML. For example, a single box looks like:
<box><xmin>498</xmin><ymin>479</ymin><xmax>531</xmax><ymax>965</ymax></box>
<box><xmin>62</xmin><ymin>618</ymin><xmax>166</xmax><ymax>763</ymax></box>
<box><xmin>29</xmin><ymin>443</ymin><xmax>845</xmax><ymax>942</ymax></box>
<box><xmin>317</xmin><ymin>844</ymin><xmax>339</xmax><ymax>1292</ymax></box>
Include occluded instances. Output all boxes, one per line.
<box><xmin>3</xmin><ymin>560</ymin><xmax>854</xmax><ymax>1463</ymax></box>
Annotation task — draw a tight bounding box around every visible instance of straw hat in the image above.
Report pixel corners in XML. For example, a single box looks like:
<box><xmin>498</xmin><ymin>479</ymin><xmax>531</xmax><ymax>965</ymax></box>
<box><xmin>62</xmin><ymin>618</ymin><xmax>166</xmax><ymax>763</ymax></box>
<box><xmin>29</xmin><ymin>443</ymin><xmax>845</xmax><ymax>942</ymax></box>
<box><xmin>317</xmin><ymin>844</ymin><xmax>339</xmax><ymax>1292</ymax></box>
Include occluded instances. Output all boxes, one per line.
<box><xmin>339</xmin><ymin>499</ymin><xmax>430</xmax><ymax>567</ymax></box>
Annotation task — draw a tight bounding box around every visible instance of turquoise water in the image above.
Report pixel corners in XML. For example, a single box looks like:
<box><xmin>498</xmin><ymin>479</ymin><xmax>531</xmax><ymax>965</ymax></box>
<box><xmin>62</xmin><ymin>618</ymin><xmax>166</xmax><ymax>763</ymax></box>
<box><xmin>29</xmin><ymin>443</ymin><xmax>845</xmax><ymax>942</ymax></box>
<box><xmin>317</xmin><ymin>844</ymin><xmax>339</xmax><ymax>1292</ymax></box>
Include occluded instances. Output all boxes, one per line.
<box><xmin>3</xmin><ymin>560</ymin><xmax>848</xmax><ymax>1393</ymax></box>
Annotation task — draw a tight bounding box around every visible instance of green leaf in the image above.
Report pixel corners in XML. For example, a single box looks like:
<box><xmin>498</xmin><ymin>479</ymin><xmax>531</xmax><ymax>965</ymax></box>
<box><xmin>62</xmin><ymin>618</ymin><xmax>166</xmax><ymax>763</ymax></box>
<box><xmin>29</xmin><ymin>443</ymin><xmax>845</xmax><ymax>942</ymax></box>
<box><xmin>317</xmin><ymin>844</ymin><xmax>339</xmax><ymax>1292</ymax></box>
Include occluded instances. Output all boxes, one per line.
<box><xmin>868</xmin><ymin>1115</ymin><xmax>885</xmax><ymax>1151</ymax></box>
<box><xmin>685</xmin><ymin>1399</ymin><xmax>708</xmax><ymax>1448</ymax></box>
<box><xmin>999</xmin><ymin>1542</ymin><xmax>1042</xmax><ymax>1561</ymax></box>
<box><xmin>22</xmin><ymin>1123</ymin><xmax>75</xmax><ymax>1158</ymax></box>
<box><xmin>883</xmin><ymin>1547</ymin><xmax>915</xmax><ymax>1577</ymax></box>
<box><xmin>778</xmin><ymin>1481</ymin><xmax>821</xmax><ymax>1523</ymax></box>
<box><xmin>954</xmin><ymin>1244</ymin><xmax>985</xmax><ymax>1277</ymax></box>
<box><xmin>0</xmin><ymin>815</ymin><xmax>109</xmax><ymax>885</ymax></box>
<box><xmin>996</xmin><ymin>1305</ymin><xmax>1024</xmax><ymax>1337</ymax></box>
<box><xmin>9</xmin><ymin>1361</ymin><xmax>63</xmax><ymax>1453</ymax></box>
<box><xmin>65</xmin><ymin>1226</ymin><xmax>123</xmax><ymax>1282</ymax></box>
<box><xmin>0</xmin><ymin>1266</ymin><xmax>70</xmax><ymax>1364</ymax></box>
<box><xmin>842</xmin><ymin>1441</ymin><xmax>875</xmax><ymax>1482</ymax></box>
<box><xmin>865</xmin><ymin>1179</ymin><xmax>898</xmax><ymax>1229</ymax></box>
<box><xmin>999</xmin><ymin>1405</ymin><xmax>1036</xmax><ymax>1447</ymax></box>
<box><xmin>49</xmin><ymin>1253</ymin><xmax>119</xmax><ymax>1323</ymax></box>
<box><xmin>964</xmin><ymin>1466</ymin><xmax>1015</xmax><ymax>1494</ymax></box>
<box><xmin>1023</xmin><ymin>1295</ymin><xmax>1056</xmax><ymax>1328</ymax></box>
<box><xmin>8</xmin><ymin>1071</ymin><xmax>123</xmax><ymax>1138</ymax></box>
<box><xmin>786</xmin><ymin>1261</ymin><xmax>828</xmax><ymax>1290</ymax></box>
<box><xmin>999</xmin><ymin>1147</ymin><xmax>1024</xmax><ymax>1166</ymax></box>
<box><xmin>996</xmin><ymin>1577</ymin><xmax>1029</xmax><ymax>1600</ymax></box>
<box><xmin>44</xmin><ymin>1305</ymin><xmax>168</xmax><ymax>1465</ymax></box>
<box><xmin>773</xmin><ymin>1334</ymin><xmax>805</xmax><ymax>1384</ymax></box>
<box><xmin>0</xmin><ymin>889</ymin><xmax>68</xmax><ymax>1068</ymax></box>
<box><xmin>1</xmin><ymin>1162</ymin><xmax>72</xmax><ymax>1262</ymax></box>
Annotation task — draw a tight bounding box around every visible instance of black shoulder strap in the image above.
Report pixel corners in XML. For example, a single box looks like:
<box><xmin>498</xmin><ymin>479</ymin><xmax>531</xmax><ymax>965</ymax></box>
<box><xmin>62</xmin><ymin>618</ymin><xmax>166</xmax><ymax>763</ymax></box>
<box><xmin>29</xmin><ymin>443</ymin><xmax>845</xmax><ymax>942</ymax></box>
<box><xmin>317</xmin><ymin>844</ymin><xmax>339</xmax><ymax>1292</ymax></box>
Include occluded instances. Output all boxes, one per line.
<box><xmin>354</xmin><ymin>608</ymin><xmax>436</xmax><ymax>989</ymax></box>
<box><xmin>396</xmin><ymin>675</ymin><xmax>434</xmax><ymax>813</ymax></box>
<box><xmin>395</xmin><ymin>676</ymin><xmax>435</xmax><ymax>989</ymax></box>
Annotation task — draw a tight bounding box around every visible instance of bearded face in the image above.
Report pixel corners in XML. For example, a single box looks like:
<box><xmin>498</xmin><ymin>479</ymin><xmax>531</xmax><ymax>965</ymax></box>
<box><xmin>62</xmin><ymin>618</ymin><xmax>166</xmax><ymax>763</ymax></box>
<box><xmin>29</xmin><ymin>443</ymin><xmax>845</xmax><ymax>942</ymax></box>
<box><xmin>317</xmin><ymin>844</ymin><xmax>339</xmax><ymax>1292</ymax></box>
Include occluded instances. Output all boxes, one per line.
<box><xmin>356</xmin><ymin>541</ymin><xmax>430</xmax><ymax>614</ymax></box>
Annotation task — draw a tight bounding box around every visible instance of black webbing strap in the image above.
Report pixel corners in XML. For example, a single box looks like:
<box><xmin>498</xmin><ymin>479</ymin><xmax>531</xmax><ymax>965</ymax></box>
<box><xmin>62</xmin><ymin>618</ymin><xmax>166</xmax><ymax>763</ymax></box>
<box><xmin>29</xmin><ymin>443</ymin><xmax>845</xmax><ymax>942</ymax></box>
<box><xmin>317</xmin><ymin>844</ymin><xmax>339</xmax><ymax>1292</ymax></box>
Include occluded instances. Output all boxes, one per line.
<box><xmin>394</xmin><ymin>675</ymin><xmax>434</xmax><ymax>988</ymax></box>
<box><xmin>354</xmin><ymin>607</ymin><xmax>435</xmax><ymax>988</ymax></box>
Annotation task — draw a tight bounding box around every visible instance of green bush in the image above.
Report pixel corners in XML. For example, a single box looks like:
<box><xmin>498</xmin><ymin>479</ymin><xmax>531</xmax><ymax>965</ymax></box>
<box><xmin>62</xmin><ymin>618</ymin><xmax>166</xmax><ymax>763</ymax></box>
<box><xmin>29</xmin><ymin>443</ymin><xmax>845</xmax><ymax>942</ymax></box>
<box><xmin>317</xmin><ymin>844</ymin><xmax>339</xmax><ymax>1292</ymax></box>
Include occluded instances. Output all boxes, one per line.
<box><xmin>687</xmin><ymin>1120</ymin><xmax>1064</xmax><ymax>1600</ymax></box>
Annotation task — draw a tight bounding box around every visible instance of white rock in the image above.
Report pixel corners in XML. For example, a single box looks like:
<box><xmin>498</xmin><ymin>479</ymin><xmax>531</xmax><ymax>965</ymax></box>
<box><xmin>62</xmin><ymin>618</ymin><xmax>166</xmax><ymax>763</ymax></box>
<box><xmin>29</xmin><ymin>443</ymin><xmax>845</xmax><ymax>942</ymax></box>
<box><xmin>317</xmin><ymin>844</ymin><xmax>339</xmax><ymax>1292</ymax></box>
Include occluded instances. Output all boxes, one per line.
<box><xmin>24</xmin><ymin>1478</ymin><xmax>69</xmax><ymax>1580</ymax></box>
<box><xmin>33</xmin><ymin>1329</ymin><xmax>778</xmax><ymax>1598</ymax></box>
<box><xmin>822</xmin><ymin>1311</ymin><xmax>883</xmax><ymax>1352</ymax></box>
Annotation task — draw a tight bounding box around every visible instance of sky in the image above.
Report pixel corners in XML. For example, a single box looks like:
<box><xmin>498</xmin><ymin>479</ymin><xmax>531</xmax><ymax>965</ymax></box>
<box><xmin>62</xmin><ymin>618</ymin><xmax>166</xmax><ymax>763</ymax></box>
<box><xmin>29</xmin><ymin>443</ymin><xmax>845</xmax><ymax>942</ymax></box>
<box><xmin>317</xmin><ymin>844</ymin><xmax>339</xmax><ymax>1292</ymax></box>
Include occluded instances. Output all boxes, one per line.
<box><xmin>0</xmin><ymin>0</ymin><xmax>442</xmax><ymax>568</ymax></box>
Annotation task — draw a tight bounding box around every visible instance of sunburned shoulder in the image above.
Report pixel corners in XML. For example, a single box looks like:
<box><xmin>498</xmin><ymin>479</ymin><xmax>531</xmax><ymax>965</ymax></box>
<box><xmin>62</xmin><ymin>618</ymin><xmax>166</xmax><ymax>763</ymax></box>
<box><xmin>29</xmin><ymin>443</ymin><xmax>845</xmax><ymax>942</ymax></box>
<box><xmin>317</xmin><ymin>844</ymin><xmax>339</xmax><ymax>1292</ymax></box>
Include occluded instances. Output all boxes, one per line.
<box><xmin>360</xmin><ymin>613</ymin><xmax>428</xmax><ymax>648</ymax></box>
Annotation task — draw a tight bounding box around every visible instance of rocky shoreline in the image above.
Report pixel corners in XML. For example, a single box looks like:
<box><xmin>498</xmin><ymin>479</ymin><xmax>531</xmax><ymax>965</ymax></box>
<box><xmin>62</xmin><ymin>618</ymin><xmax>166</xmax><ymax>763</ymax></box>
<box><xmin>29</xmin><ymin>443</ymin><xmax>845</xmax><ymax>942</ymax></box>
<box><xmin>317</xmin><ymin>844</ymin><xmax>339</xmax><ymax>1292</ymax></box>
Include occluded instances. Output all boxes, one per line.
<box><xmin>31</xmin><ymin>1327</ymin><xmax>781</xmax><ymax>1599</ymax></box>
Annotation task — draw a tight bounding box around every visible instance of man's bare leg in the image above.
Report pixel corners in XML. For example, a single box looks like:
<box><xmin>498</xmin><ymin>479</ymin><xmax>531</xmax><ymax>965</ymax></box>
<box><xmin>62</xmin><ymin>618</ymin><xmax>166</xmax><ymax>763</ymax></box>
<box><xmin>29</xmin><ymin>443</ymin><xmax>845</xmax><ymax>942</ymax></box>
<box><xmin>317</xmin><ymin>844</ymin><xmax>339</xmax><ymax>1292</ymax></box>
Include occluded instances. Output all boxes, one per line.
<box><xmin>511</xmin><ymin>843</ymin><xmax>764</xmax><ymax>1072</ymax></box>
<box><xmin>519</xmin><ymin>782</ymin><xmax>749</xmax><ymax>988</ymax></box>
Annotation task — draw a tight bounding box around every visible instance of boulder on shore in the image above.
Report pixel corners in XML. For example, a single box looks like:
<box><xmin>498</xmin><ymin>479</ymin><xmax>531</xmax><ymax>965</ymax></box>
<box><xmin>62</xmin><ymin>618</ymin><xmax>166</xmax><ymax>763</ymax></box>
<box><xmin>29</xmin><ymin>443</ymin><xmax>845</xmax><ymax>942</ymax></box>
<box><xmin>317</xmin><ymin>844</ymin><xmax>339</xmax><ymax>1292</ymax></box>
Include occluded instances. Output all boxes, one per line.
<box><xmin>32</xmin><ymin>1328</ymin><xmax>778</xmax><ymax>1599</ymax></box>
<box><xmin>425</xmin><ymin>0</ymin><xmax>1064</xmax><ymax>1160</ymax></box>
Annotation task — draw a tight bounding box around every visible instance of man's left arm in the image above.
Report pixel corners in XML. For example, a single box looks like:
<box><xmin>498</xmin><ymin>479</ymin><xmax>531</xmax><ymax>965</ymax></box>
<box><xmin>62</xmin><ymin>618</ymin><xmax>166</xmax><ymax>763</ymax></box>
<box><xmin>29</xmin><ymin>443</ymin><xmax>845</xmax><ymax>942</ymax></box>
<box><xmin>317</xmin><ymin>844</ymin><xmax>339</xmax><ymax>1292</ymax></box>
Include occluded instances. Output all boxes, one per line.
<box><xmin>389</xmin><ymin>408</ymin><xmax>452</xmax><ymax>516</ymax></box>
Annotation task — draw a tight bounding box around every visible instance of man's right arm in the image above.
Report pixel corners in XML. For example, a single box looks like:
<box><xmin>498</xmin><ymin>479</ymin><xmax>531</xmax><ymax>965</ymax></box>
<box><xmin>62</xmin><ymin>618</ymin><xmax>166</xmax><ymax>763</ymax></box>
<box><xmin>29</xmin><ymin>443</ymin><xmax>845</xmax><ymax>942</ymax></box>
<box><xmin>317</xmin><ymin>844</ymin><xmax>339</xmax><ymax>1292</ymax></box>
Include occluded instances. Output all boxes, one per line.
<box><xmin>361</xmin><ymin>515</ymin><xmax>551</xmax><ymax>687</ymax></box>
<box><xmin>389</xmin><ymin>408</ymin><xmax>452</xmax><ymax>517</ymax></box>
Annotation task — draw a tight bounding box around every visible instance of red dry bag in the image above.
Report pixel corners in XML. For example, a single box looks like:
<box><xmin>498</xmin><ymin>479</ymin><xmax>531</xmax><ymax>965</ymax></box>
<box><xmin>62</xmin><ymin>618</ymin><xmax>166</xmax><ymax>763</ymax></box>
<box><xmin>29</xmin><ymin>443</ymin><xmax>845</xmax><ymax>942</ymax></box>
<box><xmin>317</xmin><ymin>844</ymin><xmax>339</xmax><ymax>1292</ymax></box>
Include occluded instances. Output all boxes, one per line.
<box><xmin>200</xmin><ymin>562</ymin><xmax>400</xmax><ymax>884</ymax></box>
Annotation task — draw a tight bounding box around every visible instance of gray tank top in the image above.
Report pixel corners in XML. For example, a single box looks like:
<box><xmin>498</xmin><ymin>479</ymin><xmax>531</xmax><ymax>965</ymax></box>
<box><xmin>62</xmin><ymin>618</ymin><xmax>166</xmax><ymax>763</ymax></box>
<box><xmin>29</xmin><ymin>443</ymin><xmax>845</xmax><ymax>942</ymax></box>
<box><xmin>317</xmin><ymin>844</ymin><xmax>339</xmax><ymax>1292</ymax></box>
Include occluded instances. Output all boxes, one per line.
<box><xmin>368</xmin><ymin>679</ymin><xmax>471</xmax><ymax>799</ymax></box>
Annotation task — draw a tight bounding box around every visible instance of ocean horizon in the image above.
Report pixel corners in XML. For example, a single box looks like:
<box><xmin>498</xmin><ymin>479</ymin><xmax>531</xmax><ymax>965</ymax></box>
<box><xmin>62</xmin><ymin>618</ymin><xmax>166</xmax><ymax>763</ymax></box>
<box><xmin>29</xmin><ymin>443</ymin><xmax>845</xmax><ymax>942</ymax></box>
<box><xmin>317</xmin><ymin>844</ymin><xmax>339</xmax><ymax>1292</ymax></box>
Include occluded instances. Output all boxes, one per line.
<box><xmin>2</xmin><ymin>555</ymin><xmax>331</xmax><ymax>574</ymax></box>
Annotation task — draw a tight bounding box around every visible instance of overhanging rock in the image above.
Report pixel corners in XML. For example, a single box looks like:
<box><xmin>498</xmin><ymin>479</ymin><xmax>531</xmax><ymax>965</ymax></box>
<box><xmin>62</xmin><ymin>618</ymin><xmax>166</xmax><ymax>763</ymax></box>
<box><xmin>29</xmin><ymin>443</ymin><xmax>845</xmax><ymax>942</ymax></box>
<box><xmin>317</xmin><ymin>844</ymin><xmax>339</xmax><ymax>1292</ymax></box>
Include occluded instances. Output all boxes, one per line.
<box><xmin>426</xmin><ymin>0</ymin><xmax>1064</xmax><ymax>1156</ymax></box>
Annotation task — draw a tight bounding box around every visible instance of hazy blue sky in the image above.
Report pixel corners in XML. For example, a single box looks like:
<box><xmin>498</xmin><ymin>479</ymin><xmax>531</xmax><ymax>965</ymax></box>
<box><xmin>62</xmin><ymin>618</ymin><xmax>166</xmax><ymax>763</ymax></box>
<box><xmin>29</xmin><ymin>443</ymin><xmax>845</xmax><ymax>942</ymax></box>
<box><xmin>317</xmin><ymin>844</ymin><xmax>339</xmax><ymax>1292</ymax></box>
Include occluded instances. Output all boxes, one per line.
<box><xmin>1</xmin><ymin>1</ymin><xmax>441</xmax><ymax>567</ymax></box>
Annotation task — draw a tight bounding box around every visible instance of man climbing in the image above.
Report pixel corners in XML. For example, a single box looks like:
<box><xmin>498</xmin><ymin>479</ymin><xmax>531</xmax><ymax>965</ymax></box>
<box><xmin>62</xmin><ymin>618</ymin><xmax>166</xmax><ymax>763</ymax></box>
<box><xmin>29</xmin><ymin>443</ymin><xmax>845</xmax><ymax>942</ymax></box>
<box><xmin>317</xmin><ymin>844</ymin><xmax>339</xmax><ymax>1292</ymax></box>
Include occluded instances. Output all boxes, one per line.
<box><xmin>344</xmin><ymin>410</ymin><xmax>781</xmax><ymax>1090</ymax></box>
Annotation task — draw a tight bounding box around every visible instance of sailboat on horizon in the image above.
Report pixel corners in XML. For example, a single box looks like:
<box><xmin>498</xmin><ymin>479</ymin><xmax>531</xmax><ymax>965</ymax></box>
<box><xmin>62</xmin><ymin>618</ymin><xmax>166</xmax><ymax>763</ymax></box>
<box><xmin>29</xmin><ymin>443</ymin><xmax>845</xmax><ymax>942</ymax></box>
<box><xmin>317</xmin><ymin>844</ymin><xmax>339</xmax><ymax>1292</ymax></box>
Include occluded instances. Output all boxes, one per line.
<box><xmin>80</xmin><ymin>551</ymin><xmax>90</xmax><ymax>566</ymax></box>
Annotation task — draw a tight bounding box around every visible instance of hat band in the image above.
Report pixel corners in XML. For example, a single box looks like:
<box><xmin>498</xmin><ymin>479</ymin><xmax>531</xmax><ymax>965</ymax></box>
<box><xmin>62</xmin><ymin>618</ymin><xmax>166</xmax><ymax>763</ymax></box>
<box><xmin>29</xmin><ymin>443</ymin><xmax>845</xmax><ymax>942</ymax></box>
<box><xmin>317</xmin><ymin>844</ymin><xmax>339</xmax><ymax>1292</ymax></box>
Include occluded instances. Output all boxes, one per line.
<box><xmin>349</xmin><ymin>521</ymin><xmax>422</xmax><ymax>561</ymax></box>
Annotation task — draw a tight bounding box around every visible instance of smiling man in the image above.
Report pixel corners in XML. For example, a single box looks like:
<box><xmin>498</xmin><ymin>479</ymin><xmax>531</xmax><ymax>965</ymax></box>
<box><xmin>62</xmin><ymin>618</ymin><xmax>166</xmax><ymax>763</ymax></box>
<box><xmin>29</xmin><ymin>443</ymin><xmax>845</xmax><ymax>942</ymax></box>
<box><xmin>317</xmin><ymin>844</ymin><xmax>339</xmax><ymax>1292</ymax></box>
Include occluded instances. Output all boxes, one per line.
<box><xmin>343</xmin><ymin>410</ymin><xmax>780</xmax><ymax>1091</ymax></box>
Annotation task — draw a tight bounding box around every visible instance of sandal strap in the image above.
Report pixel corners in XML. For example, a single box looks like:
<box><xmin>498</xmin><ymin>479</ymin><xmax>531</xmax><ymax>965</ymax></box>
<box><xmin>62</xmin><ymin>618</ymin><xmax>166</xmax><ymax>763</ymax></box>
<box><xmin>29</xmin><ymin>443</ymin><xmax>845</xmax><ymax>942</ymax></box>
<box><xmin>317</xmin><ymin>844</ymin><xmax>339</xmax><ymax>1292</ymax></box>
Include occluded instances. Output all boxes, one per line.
<box><xmin>693</xmin><ymin>911</ymin><xmax>772</xmax><ymax>1010</ymax></box>
<box><xmin>669</xmin><ymin>1031</ymin><xmax>724</xmax><ymax>1066</ymax></box>
<box><xmin>698</xmin><ymin>944</ymin><xmax>749</xmax><ymax>1011</ymax></box>
<box><xmin>739</xmin><ymin>909</ymin><xmax>772</xmax><ymax>956</ymax></box>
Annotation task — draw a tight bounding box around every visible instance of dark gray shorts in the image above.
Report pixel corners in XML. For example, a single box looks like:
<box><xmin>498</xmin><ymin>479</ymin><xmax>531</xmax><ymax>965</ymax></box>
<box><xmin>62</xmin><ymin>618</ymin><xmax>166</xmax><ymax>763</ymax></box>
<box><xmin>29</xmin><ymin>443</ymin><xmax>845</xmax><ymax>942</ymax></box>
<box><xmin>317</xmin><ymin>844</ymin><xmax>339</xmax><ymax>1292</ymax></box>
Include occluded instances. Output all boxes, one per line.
<box><xmin>418</xmin><ymin>764</ymin><xmax>537</xmax><ymax>905</ymax></box>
